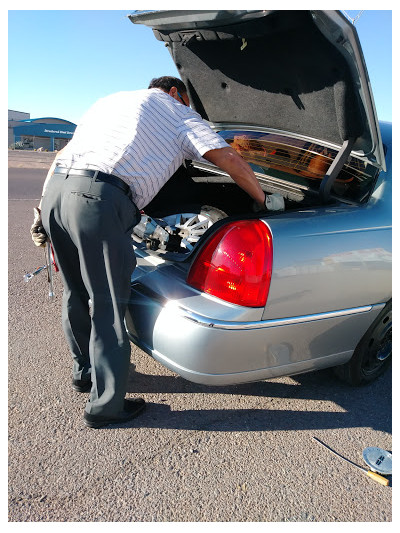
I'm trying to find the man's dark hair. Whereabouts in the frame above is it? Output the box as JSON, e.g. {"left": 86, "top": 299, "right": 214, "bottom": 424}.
{"left": 148, "top": 76, "right": 187, "bottom": 94}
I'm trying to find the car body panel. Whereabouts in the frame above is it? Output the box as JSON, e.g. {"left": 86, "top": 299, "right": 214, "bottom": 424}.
{"left": 126, "top": 284, "right": 384, "bottom": 384}
{"left": 262, "top": 203, "right": 391, "bottom": 320}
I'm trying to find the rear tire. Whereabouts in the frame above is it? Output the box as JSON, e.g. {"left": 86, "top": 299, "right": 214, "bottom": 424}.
{"left": 334, "top": 300, "right": 392, "bottom": 385}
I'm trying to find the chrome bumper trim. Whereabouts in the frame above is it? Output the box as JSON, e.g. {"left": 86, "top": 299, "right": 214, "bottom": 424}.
{"left": 167, "top": 302, "right": 385, "bottom": 331}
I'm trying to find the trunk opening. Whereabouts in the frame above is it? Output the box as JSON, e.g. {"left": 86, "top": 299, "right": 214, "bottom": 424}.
{"left": 132, "top": 162, "right": 324, "bottom": 257}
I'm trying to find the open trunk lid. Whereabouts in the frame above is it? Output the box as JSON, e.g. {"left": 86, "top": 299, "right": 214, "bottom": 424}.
{"left": 129, "top": 10, "right": 386, "bottom": 176}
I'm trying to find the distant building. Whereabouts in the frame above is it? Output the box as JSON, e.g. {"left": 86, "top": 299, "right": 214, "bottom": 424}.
{"left": 8, "top": 110, "right": 76, "bottom": 151}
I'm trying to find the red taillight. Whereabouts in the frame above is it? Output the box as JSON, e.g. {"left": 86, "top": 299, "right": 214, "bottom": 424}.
{"left": 187, "top": 220, "right": 273, "bottom": 307}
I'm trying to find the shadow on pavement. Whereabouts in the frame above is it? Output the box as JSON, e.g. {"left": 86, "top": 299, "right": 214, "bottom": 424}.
{"left": 125, "top": 365, "right": 392, "bottom": 434}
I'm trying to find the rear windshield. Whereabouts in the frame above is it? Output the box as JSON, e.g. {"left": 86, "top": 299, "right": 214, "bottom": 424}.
{"left": 218, "top": 130, "right": 379, "bottom": 203}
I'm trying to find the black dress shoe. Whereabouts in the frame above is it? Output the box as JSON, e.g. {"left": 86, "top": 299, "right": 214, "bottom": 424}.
{"left": 72, "top": 378, "right": 92, "bottom": 393}
{"left": 83, "top": 398, "right": 146, "bottom": 429}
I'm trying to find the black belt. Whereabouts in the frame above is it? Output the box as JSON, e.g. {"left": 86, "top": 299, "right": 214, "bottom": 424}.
{"left": 54, "top": 167, "right": 132, "bottom": 197}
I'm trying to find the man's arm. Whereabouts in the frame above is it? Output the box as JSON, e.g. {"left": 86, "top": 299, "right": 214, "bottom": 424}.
{"left": 203, "top": 146, "right": 265, "bottom": 206}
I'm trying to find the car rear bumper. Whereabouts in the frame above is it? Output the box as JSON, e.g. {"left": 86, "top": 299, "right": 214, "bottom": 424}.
{"left": 126, "top": 283, "right": 385, "bottom": 385}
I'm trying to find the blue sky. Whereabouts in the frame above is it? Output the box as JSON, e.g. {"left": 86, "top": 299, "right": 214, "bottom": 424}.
{"left": 8, "top": 9, "right": 392, "bottom": 125}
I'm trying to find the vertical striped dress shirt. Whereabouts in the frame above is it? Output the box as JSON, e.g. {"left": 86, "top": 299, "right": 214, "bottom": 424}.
{"left": 53, "top": 88, "right": 229, "bottom": 209}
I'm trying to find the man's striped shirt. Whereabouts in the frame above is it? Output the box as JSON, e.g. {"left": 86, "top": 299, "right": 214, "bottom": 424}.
{"left": 54, "top": 88, "right": 228, "bottom": 209}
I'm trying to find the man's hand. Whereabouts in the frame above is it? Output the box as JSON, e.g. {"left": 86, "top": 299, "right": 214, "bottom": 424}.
{"left": 30, "top": 207, "right": 48, "bottom": 247}
{"left": 253, "top": 192, "right": 285, "bottom": 213}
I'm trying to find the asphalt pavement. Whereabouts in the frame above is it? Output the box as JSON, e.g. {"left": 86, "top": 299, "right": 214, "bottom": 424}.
{"left": 8, "top": 155, "right": 392, "bottom": 523}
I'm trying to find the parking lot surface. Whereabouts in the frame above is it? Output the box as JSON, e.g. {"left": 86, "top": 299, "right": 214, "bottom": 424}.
{"left": 8, "top": 156, "right": 392, "bottom": 522}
